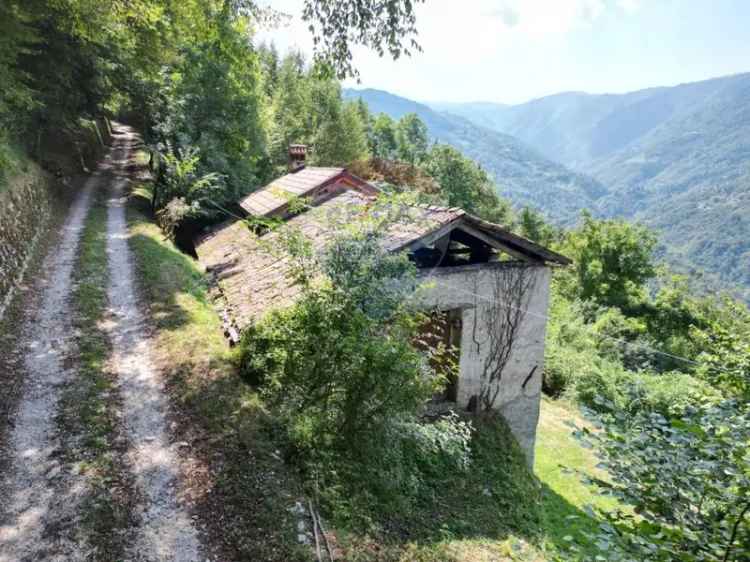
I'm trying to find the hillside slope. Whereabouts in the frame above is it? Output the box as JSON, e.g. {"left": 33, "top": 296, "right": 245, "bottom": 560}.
{"left": 428, "top": 74, "right": 750, "bottom": 296}
{"left": 431, "top": 74, "right": 749, "bottom": 170}
{"left": 592, "top": 78, "right": 750, "bottom": 293}
{"left": 344, "top": 88, "right": 606, "bottom": 221}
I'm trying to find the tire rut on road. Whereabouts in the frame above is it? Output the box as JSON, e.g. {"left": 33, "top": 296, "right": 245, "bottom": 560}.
{"left": 104, "top": 125, "right": 204, "bottom": 562}
{"left": 0, "top": 147, "right": 109, "bottom": 562}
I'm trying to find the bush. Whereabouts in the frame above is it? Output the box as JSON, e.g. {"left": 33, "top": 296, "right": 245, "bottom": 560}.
{"left": 545, "top": 326, "right": 719, "bottom": 416}
{"left": 238, "top": 217, "right": 543, "bottom": 537}
{"left": 241, "top": 285, "right": 437, "bottom": 457}
{"left": 238, "top": 221, "right": 440, "bottom": 458}
{"left": 576, "top": 397, "right": 750, "bottom": 561}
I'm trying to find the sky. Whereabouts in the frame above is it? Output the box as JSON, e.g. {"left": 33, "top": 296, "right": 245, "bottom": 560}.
{"left": 257, "top": 0, "right": 750, "bottom": 105}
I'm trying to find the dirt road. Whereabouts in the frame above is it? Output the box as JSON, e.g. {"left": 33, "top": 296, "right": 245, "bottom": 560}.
{"left": 0, "top": 125, "right": 207, "bottom": 561}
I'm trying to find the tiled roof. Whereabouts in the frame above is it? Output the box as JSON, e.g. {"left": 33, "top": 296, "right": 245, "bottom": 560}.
{"left": 239, "top": 167, "right": 349, "bottom": 216}
{"left": 196, "top": 191, "right": 467, "bottom": 330}
{"left": 197, "top": 187, "right": 570, "bottom": 334}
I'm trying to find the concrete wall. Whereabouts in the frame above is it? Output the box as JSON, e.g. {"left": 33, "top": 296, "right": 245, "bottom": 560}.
{"left": 416, "top": 261, "right": 552, "bottom": 466}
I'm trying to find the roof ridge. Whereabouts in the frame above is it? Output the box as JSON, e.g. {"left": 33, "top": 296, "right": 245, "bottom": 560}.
{"left": 411, "top": 202, "right": 466, "bottom": 214}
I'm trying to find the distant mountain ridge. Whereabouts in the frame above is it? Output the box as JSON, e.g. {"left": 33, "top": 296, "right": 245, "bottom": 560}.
{"left": 425, "top": 73, "right": 750, "bottom": 296}
{"left": 343, "top": 88, "right": 606, "bottom": 221}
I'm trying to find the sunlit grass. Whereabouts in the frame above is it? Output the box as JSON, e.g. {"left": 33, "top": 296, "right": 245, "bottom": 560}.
{"left": 535, "top": 398, "right": 620, "bottom": 559}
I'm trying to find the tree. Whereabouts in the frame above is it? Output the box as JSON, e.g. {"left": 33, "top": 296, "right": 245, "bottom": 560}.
{"left": 257, "top": 41, "right": 280, "bottom": 98}
{"left": 312, "top": 98, "right": 369, "bottom": 166}
{"left": 267, "top": 51, "right": 313, "bottom": 166}
{"left": 423, "top": 143, "right": 512, "bottom": 224}
{"left": 371, "top": 113, "right": 399, "bottom": 160}
{"left": 396, "top": 113, "right": 429, "bottom": 164}
{"left": 355, "top": 97, "right": 374, "bottom": 153}
{"left": 518, "top": 207, "right": 556, "bottom": 247}
{"left": 560, "top": 212, "right": 657, "bottom": 310}
{"left": 165, "top": 19, "right": 266, "bottom": 190}
{"left": 694, "top": 298, "right": 750, "bottom": 397}
{"left": 300, "top": 0, "right": 424, "bottom": 78}
{"left": 0, "top": 0, "right": 38, "bottom": 132}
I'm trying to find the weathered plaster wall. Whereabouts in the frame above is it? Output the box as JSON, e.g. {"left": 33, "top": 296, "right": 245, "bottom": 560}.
{"left": 0, "top": 163, "right": 53, "bottom": 320}
{"left": 417, "top": 262, "right": 552, "bottom": 466}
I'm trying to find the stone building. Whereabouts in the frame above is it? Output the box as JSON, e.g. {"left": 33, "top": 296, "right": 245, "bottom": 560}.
{"left": 195, "top": 156, "right": 569, "bottom": 465}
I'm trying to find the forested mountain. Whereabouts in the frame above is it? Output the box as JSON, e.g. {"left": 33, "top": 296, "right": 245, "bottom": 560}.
{"left": 430, "top": 74, "right": 750, "bottom": 169}
{"left": 343, "top": 88, "right": 606, "bottom": 220}
{"left": 429, "top": 74, "right": 750, "bottom": 297}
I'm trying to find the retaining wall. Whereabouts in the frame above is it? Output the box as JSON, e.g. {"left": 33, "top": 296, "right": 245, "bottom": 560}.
{"left": 0, "top": 117, "right": 112, "bottom": 320}
{"left": 0, "top": 163, "right": 53, "bottom": 319}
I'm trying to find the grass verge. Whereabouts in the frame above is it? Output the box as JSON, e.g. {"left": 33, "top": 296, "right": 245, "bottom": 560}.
{"left": 126, "top": 179, "right": 307, "bottom": 561}
{"left": 535, "top": 398, "right": 620, "bottom": 560}
{"left": 60, "top": 192, "right": 137, "bottom": 559}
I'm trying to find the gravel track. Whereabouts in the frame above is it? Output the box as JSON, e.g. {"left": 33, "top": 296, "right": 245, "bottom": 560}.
{"left": 105, "top": 126, "right": 204, "bottom": 562}
{"left": 0, "top": 126, "right": 207, "bottom": 562}
{"left": 0, "top": 149, "right": 107, "bottom": 562}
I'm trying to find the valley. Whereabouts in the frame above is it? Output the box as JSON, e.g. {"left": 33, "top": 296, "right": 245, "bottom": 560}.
{"left": 348, "top": 73, "right": 750, "bottom": 299}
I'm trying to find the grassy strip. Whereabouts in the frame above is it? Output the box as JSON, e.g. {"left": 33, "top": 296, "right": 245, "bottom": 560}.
{"left": 126, "top": 183, "right": 307, "bottom": 561}
{"left": 60, "top": 194, "right": 137, "bottom": 560}
{"left": 535, "top": 398, "right": 621, "bottom": 560}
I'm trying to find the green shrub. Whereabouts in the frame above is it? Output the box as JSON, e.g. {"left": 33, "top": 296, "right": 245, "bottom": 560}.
{"left": 576, "top": 397, "right": 750, "bottom": 561}
{"left": 565, "top": 358, "right": 719, "bottom": 416}
{"left": 238, "top": 222, "right": 441, "bottom": 456}
{"left": 238, "top": 218, "right": 544, "bottom": 538}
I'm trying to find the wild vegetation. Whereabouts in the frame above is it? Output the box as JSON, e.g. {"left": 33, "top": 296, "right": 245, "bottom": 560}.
{"left": 2, "top": 2, "right": 750, "bottom": 561}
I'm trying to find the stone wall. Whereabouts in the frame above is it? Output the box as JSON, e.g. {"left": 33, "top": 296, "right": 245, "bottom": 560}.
{"left": 0, "top": 163, "right": 53, "bottom": 320}
{"left": 0, "top": 116, "right": 112, "bottom": 320}
{"left": 417, "top": 262, "right": 552, "bottom": 466}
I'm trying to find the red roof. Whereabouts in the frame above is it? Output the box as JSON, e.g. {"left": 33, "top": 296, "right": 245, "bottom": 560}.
{"left": 238, "top": 167, "right": 378, "bottom": 217}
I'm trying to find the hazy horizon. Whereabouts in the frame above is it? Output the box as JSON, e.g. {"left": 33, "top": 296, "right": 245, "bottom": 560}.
{"left": 343, "top": 69, "right": 750, "bottom": 107}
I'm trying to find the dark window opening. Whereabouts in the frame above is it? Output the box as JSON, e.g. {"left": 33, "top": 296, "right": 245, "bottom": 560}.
{"left": 414, "top": 309, "right": 462, "bottom": 403}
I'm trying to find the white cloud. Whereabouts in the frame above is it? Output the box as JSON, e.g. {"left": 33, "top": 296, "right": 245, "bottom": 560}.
{"left": 487, "top": 0, "right": 607, "bottom": 35}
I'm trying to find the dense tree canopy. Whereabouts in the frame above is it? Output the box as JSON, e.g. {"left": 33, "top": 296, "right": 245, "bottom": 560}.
{"left": 560, "top": 212, "right": 658, "bottom": 311}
